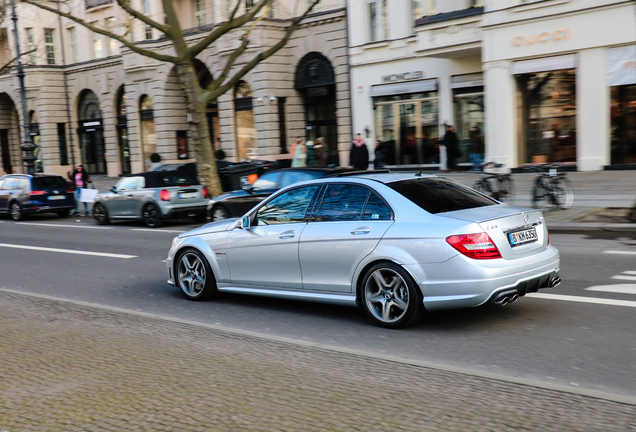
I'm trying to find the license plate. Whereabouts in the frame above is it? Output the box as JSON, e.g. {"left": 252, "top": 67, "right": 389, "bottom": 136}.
{"left": 178, "top": 192, "right": 197, "bottom": 199}
{"left": 48, "top": 195, "right": 65, "bottom": 200}
{"left": 508, "top": 227, "right": 538, "bottom": 247}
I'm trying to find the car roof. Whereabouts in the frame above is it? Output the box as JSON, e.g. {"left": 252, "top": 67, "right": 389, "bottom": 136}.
{"left": 326, "top": 171, "right": 439, "bottom": 184}
{"left": 2, "top": 173, "right": 63, "bottom": 178}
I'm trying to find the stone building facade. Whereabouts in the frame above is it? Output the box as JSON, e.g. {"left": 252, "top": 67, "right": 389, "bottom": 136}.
{"left": 0, "top": 0, "right": 350, "bottom": 177}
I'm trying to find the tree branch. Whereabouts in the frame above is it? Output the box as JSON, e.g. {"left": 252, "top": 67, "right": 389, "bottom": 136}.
{"left": 0, "top": 47, "right": 36, "bottom": 75}
{"left": 212, "top": 0, "right": 319, "bottom": 99}
{"left": 115, "top": 0, "right": 168, "bottom": 35}
{"left": 23, "top": 0, "right": 178, "bottom": 63}
{"left": 187, "top": 0, "right": 272, "bottom": 59}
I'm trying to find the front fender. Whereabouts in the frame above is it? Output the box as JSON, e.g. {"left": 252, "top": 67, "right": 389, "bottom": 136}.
{"left": 168, "top": 235, "right": 229, "bottom": 285}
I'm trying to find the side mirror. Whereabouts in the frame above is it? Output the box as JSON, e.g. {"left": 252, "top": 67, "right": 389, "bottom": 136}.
{"left": 242, "top": 215, "right": 251, "bottom": 230}
{"left": 110, "top": 186, "right": 117, "bottom": 193}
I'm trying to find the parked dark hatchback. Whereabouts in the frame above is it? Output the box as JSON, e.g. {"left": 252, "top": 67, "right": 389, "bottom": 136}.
{"left": 0, "top": 174, "right": 75, "bottom": 220}
{"left": 207, "top": 167, "right": 352, "bottom": 221}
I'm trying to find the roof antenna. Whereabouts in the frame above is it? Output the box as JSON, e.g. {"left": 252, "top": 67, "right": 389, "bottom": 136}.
{"left": 415, "top": 170, "right": 423, "bottom": 177}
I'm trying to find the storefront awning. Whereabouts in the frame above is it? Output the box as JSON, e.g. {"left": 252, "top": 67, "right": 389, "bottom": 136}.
{"left": 511, "top": 54, "right": 577, "bottom": 75}
{"left": 370, "top": 79, "right": 438, "bottom": 97}
{"left": 451, "top": 73, "right": 483, "bottom": 89}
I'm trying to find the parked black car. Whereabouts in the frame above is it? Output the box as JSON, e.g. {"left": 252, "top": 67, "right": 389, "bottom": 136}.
{"left": 207, "top": 167, "right": 352, "bottom": 221}
{"left": 0, "top": 174, "right": 75, "bottom": 220}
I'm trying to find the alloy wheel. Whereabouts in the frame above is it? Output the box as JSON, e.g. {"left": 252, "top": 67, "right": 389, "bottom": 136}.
{"left": 177, "top": 252, "right": 207, "bottom": 298}
{"left": 10, "top": 203, "right": 23, "bottom": 221}
{"left": 364, "top": 267, "right": 410, "bottom": 324}
{"left": 211, "top": 205, "right": 228, "bottom": 221}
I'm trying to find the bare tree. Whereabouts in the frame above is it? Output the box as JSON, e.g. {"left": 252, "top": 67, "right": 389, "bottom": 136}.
{"left": 24, "top": 0, "right": 320, "bottom": 195}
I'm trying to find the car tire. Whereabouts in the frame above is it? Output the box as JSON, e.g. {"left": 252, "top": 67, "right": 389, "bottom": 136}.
{"left": 93, "top": 203, "right": 110, "bottom": 225}
{"left": 175, "top": 247, "right": 218, "bottom": 301}
{"left": 10, "top": 201, "right": 25, "bottom": 221}
{"left": 210, "top": 204, "right": 229, "bottom": 221}
{"left": 142, "top": 203, "right": 163, "bottom": 228}
{"left": 57, "top": 209, "right": 71, "bottom": 218}
{"left": 360, "top": 262, "right": 423, "bottom": 329}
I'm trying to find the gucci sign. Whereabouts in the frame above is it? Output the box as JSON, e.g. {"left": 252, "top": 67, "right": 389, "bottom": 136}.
{"left": 513, "top": 29, "right": 573, "bottom": 47}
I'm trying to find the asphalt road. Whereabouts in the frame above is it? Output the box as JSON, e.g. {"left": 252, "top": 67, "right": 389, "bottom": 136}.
{"left": 1, "top": 213, "right": 635, "bottom": 400}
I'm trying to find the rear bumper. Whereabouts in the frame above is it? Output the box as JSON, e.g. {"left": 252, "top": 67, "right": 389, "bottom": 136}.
{"left": 23, "top": 204, "right": 75, "bottom": 214}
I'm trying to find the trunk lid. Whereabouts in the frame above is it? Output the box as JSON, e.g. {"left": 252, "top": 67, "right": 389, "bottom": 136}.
{"left": 440, "top": 204, "right": 547, "bottom": 260}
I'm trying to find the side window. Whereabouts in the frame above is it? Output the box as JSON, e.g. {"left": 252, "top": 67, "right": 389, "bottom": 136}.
{"left": 315, "top": 184, "right": 370, "bottom": 222}
{"left": 362, "top": 192, "right": 392, "bottom": 220}
{"left": 255, "top": 185, "right": 319, "bottom": 226}
{"left": 2, "top": 178, "right": 16, "bottom": 189}
{"left": 251, "top": 171, "right": 282, "bottom": 191}
{"left": 279, "top": 171, "right": 315, "bottom": 189}
{"left": 18, "top": 179, "right": 29, "bottom": 189}
{"left": 117, "top": 176, "right": 144, "bottom": 190}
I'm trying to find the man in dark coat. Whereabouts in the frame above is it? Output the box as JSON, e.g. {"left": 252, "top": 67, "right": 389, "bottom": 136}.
{"left": 469, "top": 125, "right": 485, "bottom": 171}
{"left": 441, "top": 125, "right": 459, "bottom": 172}
{"left": 349, "top": 133, "right": 369, "bottom": 170}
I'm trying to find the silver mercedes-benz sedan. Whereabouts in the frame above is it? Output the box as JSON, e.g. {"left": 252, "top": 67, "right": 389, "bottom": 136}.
{"left": 166, "top": 173, "right": 560, "bottom": 328}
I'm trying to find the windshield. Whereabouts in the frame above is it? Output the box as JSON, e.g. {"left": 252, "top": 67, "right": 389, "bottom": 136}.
{"left": 388, "top": 178, "right": 496, "bottom": 214}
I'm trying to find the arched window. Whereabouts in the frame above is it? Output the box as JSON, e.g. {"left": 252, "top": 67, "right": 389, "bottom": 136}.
{"left": 139, "top": 95, "right": 156, "bottom": 169}
{"left": 77, "top": 90, "right": 106, "bottom": 174}
{"left": 234, "top": 81, "right": 255, "bottom": 160}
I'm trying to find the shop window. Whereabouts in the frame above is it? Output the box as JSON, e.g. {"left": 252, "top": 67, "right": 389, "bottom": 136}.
{"left": 234, "top": 81, "right": 255, "bottom": 160}
{"left": 516, "top": 69, "right": 576, "bottom": 164}
{"left": 368, "top": 0, "right": 388, "bottom": 42}
{"left": 78, "top": 90, "right": 106, "bottom": 174}
{"left": 453, "top": 80, "right": 484, "bottom": 165}
{"left": 611, "top": 86, "right": 636, "bottom": 165}
{"left": 177, "top": 131, "right": 188, "bottom": 159}
{"left": 139, "top": 95, "right": 157, "bottom": 169}
{"left": 278, "top": 97, "right": 287, "bottom": 153}
{"left": 57, "top": 123, "right": 68, "bottom": 166}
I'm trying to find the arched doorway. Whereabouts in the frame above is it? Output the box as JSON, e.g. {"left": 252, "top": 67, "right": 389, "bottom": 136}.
{"left": 77, "top": 90, "right": 106, "bottom": 174}
{"left": 234, "top": 81, "right": 255, "bottom": 160}
{"left": 139, "top": 95, "right": 156, "bottom": 169}
{"left": 294, "top": 52, "right": 338, "bottom": 166}
{"left": 0, "top": 93, "right": 20, "bottom": 174}
{"left": 116, "top": 88, "right": 131, "bottom": 174}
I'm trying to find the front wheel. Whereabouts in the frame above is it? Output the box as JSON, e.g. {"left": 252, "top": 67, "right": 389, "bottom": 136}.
{"left": 175, "top": 248, "right": 218, "bottom": 301}
{"left": 360, "top": 263, "right": 423, "bottom": 329}
{"left": 93, "top": 203, "right": 110, "bottom": 225}
{"left": 142, "top": 203, "right": 163, "bottom": 228}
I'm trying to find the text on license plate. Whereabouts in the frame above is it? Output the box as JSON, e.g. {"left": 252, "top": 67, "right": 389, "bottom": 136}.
{"left": 48, "top": 195, "right": 65, "bottom": 200}
{"left": 508, "top": 227, "right": 538, "bottom": 246}
{"left": 178, "top": 192, "right": 197, "bottom": 199}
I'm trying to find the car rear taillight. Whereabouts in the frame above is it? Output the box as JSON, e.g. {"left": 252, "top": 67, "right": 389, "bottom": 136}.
{"left": 446, "top": 233, "right": 502, "bottom": 260}
{"left": 202, "top": 188, "right": 209, "bottom": 198}
{"left": 66, "top": 188, "right": 74, "bottom": 193}
{"left": 29, "top": 190, "right": 46, "bottom": 196}
{"left": 160, "top": 190, "right": 171, "bottom": 201}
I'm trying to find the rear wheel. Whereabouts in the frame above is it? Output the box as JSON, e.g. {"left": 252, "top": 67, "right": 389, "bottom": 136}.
{"left": 93, "top": 203, "right": 110, "bottom": 225}
{"left": 552, "top": 177, "right": 574, "bottom": 209}
{"left": 175, "top": 248, "right": 218, "bottom": 300}
{"left": 10, "top": 202, "right": 25, "bottom": 221}
{"left": 211, "top": 204, "right": 229, "bottom": 221}
{"left": 360, "top": 262, "right": 423, "bottom": 329}
{"left": 142, "top": 203, "right": 163, "bottom": 228}
{"left": 532, "top": 182, "right": 549, "bottom": 210}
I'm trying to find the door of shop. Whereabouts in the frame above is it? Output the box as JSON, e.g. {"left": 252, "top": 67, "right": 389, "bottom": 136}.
{"left": 0, "top": 129, "right": 11, "bottom": 174}
{"left": 80, "top": 127, "right": 106, "bottom": 174}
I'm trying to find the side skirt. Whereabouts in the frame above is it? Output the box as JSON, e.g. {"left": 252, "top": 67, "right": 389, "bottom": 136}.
{"left": 217, "top": 286, "right": 358, "bottom": 307}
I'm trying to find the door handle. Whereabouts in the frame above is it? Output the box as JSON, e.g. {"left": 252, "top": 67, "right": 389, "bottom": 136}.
{"left": 350, "top": 226, "right": 371, "bottom": 235}
{"left": 279, "top": 230, "right": 296, "bottom": 239}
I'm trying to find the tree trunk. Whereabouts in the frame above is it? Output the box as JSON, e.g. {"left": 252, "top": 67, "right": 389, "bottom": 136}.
{"left": 175, "top": 61, "right": 224, "bottom": 197}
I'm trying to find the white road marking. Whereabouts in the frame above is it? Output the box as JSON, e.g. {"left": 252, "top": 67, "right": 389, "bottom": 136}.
{"left": 16, "top": 222, "right": 112, "bottom": 230}
{"left": 129, "top": 228, "right": 186, "bottom": 233}
{"left": 611, "top": 275, "right": 636, "bottom": 281}
{"left": 621, "top": 271, "right": 636, "bottom": 275}
{"left": 603, "top": 250, "right": 636, "bottom": 256}
{"left": 527, "top": 293, "right": 636, "bottom": 308}
{"left": 0, "top": 243, "right": 137, "bottom": 259}
{"left": 585, "top": 284, "right": 636, "bottom": 295}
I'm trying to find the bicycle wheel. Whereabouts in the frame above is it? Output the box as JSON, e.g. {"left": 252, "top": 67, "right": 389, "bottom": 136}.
{"left": 552, "top": 177, "right": 574, "bottom": 209}
{"left": 473, "top": 179, "right": 493, "bottom": 198}
{"left": 497, "top": 176, "right": 514, "bottom": 202}
{"left": 531, "top": 180, "right": 549, "bottom": 210}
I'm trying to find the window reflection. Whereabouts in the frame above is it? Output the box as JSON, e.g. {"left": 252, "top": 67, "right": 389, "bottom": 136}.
{"left": 256, "top": 186, "right": 319, "bottom": 225}
{"left": 315, "top": 184, "right": 369, "bottom": 222}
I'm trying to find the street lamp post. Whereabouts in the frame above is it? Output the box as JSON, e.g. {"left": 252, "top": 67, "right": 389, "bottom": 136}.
{"left": 10, "top": 0, "right": 35, "bottom": 175}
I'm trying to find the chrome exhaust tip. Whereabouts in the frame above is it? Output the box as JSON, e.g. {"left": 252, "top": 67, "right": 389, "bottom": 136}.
{"left": 551, "top": 277, "right": 562, "bottom": 288}
{"left": 495, "top": 296, "right": 509, "bottom": 306}
{"left": 510, "top": 294, "right": 519, "bottom": 303}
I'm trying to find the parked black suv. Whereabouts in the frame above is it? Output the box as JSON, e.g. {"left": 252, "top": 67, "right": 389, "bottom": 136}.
{"left": 0, "top": 174, "right": 75, "bottom": 220}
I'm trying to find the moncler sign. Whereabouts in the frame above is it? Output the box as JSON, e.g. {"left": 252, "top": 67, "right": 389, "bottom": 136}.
{"left": 381, "top": 71, "right": 424, "bottom": 83}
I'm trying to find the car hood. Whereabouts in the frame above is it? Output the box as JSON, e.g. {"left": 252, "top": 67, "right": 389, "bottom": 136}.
{"left": 180, "top": 218, "right": 239, "bottom": 237}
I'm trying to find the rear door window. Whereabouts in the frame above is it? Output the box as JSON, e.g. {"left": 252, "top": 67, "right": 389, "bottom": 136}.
{"left": 388, "top": 178, "right": 496, "bottom": 214}
{"left": 362, "top": 192, "right": 392, "bottom": 221}
{"left": 315, "top": 184, "right": 370, "bottom": 222}
{"left": 32, "top": 177, "right": 69, "bottom": 189}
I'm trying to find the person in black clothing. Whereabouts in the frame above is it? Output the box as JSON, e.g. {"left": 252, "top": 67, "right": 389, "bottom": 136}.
{"left": 349, "top": 133, "right": 369, "bottom": 170}
{"left": 441, "top": 125, "right": 459, "bottom": 172}
{"left": 373, "top": 140, "right": 386, "bottom": 169}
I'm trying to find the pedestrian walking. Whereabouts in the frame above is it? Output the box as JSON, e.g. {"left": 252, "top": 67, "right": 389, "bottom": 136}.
{"left": 290, "top": 138, "right": 307, "bottom": 167}
{"left": 71, "top": 165, "right": 92, "bottom": 216}
{"left": 305, "top": 140, "right": 316, "bottom": 167}
{"left": 349, "top": 133, "right": 369, "bottom": 171}
{"left": 441, "top": 124, "right": 460, "bottom": 172}
{"left": 469, "top": 125, "right": 485, "bottom": 171}
{"left": 314, "top": 137, "right": 326, "bottom": 167}
{"left": 373, "top": 140, "right": 386, "bottom": 169}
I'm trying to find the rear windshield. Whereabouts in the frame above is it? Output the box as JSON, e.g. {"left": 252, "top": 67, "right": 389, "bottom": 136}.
{"left": 387, "top": 178, "right": 496, "bottom": 214}
{"left": 32, "top": 177, "right": 69, "bottom": 189}
{"left": 147, "top": 172, "right": 199, "bottom": 188}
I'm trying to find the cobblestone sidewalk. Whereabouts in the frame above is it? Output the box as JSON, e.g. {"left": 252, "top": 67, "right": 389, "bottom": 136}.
{"left": 1, "top": 292, "right": 634, "bottom": 432}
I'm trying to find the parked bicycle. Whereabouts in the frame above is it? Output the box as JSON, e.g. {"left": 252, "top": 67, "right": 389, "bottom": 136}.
{"left": 526, "top": 164, "right": 574, "bottom": 210}
{"left": 471, "top": 162, "right": 514, "bottom": 202}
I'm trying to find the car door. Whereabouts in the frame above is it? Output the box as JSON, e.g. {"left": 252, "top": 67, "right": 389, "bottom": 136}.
{"left": 0, "top": 177, "right": 18, "bottom": 212}
{"left": 107, "top": 176, "right": 143, "bottom": 217}
{"left": 0, "top": 177, "right": 9, "bottom": 212}
{"left": 298, "top": 184, "right": 394, "bottom": 292}
{"left": 225, "top": 185, "right": 321, "bottom": 288}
